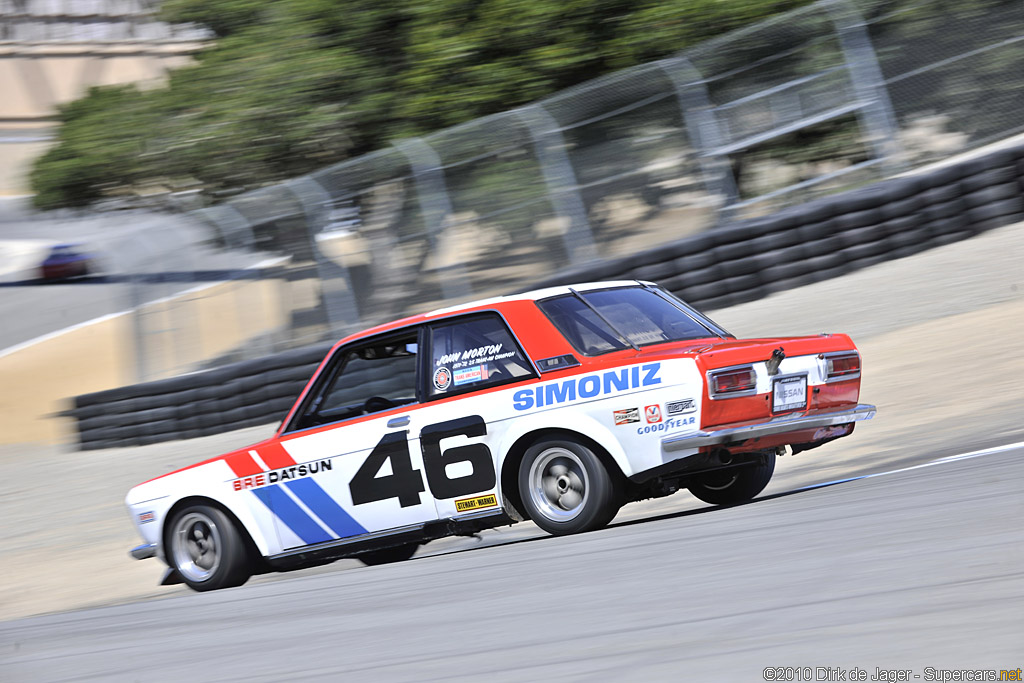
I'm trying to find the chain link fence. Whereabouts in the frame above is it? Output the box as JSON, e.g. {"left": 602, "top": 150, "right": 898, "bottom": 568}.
{"left": 127, "top": 0, "right": 1024, "bottom": 375}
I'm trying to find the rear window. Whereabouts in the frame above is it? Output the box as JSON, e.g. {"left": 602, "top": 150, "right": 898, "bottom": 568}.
{"left": 427, "top": 313, "right": 535, "bottom": 397}
{"left": 538, "top": 286, "right": 724, "bottom": 355}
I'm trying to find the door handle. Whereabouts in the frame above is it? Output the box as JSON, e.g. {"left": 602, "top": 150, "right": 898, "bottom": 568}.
{"left": 387, "top": 415, "right": 410, "bottom": 428}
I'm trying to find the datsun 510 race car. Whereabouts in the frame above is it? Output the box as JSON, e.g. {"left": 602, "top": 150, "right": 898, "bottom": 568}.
{"left": 126, "top": 281, "right": 875, "bottom": 591}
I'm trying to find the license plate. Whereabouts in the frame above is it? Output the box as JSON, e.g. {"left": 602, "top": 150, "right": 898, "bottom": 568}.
{"left": 773, "top": 375, "right": 807, "bottom": 413}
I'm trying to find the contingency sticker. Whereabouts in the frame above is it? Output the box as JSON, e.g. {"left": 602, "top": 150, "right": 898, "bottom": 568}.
{"left": 455, "top": 494, "right": 498, "bottom": 512}
{"left": 453, "top": 364, "right": 489, "bottom": 386}
{"left": 613, "top": 407, "right": 640, "bottom": 425}
{"left": 665, "top": 398, "right": 696, "bottom": 416}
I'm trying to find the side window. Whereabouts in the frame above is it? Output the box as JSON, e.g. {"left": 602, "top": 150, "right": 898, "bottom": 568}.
{"left": 428, "top": 314, "right": 535, "bottom": 398}
{"left": 289, "top": 332, "right": 419, "bottom": 431}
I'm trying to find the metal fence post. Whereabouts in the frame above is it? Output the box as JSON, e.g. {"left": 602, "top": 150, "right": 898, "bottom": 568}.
{"left": 284, "top": 176, "right": 363, "bottom": 334}
{"left": 827, "top": 0, "right": 905, "bottom": 172}
{"left": 392, "top": 137, "right": 473, "bottom": 302}
{"left": 192, "top": 204, "right": 256, "bottom": 250}
{"left": 660, "top": 56, "right": 741, "bottom": 219}
{"left": 514, "top": 104, "right": 598, "bottom": 264}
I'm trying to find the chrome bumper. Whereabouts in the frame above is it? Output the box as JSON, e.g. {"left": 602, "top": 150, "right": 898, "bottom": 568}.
{"left": 662, "top": 403, "right": 876, "bottom": 452}
{"left": 130, "top": 543, "right": 157, "bottom": 560}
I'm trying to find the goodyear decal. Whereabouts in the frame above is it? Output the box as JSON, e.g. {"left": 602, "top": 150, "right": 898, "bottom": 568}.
{"left": 636, "top": 416, "right": 695, "bottom": 435}
{"left": 513, "top": 363, "right": 662, "bottom": 411}
{"left": 455, "top": 494, "right": 498, "bottom": 513}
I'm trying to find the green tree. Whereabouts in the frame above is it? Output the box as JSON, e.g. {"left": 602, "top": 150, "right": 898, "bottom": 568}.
{"left": 32, "top": 0, "right": 812, "bottom": 208}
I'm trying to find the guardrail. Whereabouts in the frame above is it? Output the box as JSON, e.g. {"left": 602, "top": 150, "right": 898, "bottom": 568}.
{"left": 65, "top": 142, "right": 1024, "bottom": 449}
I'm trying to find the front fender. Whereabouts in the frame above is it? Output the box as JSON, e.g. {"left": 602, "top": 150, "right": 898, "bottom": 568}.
{"left": 128, "top": 461, "right": 278, "bottom": 562}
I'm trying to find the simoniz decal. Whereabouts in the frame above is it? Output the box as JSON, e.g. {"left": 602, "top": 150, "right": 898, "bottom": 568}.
{"left": 513, "top": 363, "right": 662, "bottom": 411}
{"left": 232, "top": 457, "right": 333, "bottom": 491}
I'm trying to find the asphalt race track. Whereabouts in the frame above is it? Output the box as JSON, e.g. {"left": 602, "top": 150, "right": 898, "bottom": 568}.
{"left": 2, "top": 443, "right": 1020, "bottom": 682}
{"left": 2, "top": 214, "right": 1023, "bottom": 681}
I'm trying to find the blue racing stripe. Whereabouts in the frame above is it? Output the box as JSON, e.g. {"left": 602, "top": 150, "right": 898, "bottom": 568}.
{"left": 252, "top": 486, "right": 332, "bottom": 546}
{"left": 285, "top": 478, "right": 367, "bottom": 539}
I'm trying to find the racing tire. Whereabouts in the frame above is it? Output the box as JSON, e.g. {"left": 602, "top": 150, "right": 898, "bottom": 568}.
{"left": 355, "top": 543, "right": 419, "bottom": 566}
{"left": 167, "top": 504, "right": 252, "bottom": 592}
{"left": 688, "top": 452, "right": 776, "bottom": 505}
{"left": 518, "top": 438, "right": 620, "bottom": 535}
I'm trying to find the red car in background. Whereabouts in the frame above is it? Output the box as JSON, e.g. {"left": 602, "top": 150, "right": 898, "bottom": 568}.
{"left": 39, "top": 243, "right": 94, "bottom": 281}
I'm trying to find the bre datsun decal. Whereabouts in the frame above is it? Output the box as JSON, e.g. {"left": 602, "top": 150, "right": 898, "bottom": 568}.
{"left": 232, "top": 457, "right": 333, "bottom": 491}
{"left": 513, "top": 363, "right": 662, "bottom": 411}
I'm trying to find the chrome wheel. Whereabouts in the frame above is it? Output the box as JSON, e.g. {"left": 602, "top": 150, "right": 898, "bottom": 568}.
{"left": 171, "top": 511, "right": 223, "bottom": 583}
{"left": 518, "top": 438, "right": 620, "bottom": 535}
{"left": 528, "top": 446, "right": 590, "bottom": 522}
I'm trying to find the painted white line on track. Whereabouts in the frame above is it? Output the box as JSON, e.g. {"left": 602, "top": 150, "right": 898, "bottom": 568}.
{"left": 0, "top": 256, "right": 289, "bottom": 360}
{"left": 794, "top": 440, "right": 1024, "bottom": 492}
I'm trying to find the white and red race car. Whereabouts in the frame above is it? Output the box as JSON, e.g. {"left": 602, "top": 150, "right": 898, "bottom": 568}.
{"left": 126, "top": 281, "right": 875, "bottom": 591}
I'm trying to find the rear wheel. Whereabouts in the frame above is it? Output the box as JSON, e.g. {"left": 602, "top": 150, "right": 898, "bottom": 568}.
{"left": 167, "top": 504, "right": 252, "bottom": 592}
{"left": 688, "top": 452, "right": 776, "bottom": 505}
{"left": 355, "top": 543, "right": 419, "bottom": 566}
{"left": 518, "top": 438, "right": 620, "bottom": 535}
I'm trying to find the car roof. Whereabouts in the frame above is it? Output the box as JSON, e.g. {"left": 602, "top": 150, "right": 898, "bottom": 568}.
{"left": 336, "top": 280, "right": 653, "bottom": 345}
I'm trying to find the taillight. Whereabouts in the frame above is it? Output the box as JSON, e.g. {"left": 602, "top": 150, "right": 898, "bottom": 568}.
{"left": 709, "top": 366, "right": 757, "bottom": 398}
{"left": 823, "top": 351, "right": 860, "bottom": 381}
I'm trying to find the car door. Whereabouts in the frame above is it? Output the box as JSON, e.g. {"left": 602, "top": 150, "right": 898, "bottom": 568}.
{"left": 263, "top": 329, "right": 441, "bottom": 551}
{"left": 413, "top": 312, "right": 538, "bottom": 520}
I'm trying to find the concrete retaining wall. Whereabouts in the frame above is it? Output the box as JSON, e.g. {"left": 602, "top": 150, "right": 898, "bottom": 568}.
{"left": 1, "top": 275, "right": 286, "bottom": 444}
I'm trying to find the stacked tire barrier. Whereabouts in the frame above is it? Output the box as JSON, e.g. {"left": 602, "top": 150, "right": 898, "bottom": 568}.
{"left": 67, "top": 144, "right": 1024, "bottom": 450}
{"left": 69, "top": 343, "right": 331, "bottom": 449}
{"left": 534, "top": 146, "right": 1024, "bottom": 309}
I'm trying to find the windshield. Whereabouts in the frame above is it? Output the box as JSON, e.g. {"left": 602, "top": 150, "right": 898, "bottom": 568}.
{"left": 537, "top": 286, "right": 729, "bottom": 356}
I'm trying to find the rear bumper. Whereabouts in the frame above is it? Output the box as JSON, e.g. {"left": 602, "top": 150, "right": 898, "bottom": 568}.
{"left": 662, "top": 403, "right": 876, "bottom": 453}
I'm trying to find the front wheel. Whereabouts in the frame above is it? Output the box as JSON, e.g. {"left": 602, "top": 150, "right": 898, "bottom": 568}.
{"left": 167, "top": 504, "right": 252, "bottom": 591}
{"left": 518, "top": 438, "right": 620, "bottom": 535}
{"left": 688, "top": 452, "right": 776, "bottom": 505}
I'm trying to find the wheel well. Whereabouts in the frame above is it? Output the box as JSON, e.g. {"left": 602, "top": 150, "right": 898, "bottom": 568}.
{"left": 162, "top": 496, "right": 267, "bottom": 572}
{"left": 500, "top": 428, "right": 627, "bottom": 521}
